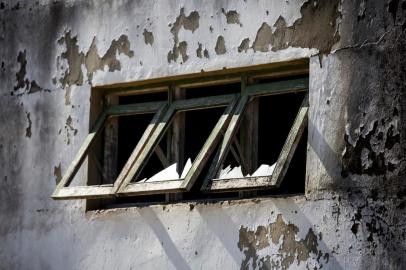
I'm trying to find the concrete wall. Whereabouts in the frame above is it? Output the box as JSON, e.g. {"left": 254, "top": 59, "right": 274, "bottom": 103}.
{"left": 0, "top": 0, "right": 405, "bottom": 269}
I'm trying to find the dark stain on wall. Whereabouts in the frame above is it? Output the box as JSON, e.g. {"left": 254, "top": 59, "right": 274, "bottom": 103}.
{"left": 221, "top": 8, "right": 242, "bottom": 26}
{"left": 167, "top": 8, "right": 199, "bottom": 63}
{"left": 14, "top": 50, "right": 28, "bottom": 91}
{"left": 252, "top": 0, "right": 341, "bottom": 54}
{"left": 12, "top": 50, "right": 50, "bottom": 96}
{"left": 215, "top": 35, "right": 226, "bottom": 55}
{"left": 64, "top": 115, "right": 78, "bottom": 145}
{"left": 238, "top": 214, "right": 328, "bottom": 270}
{"left": 25, "top": 112, "right": 31, "bottom": 138}
{"left": 196, "top": 42, "right": 209, "bottom": 59}
{"left": 341, "top": 115, "right": 400, "bottom": 177}
{"left": 54, "top": 163, "right": 62, "bottom": 184}
{"left": 58, "top": 32, "right": 134, "bottom": 86}
{"left": 143, "top": 29, "right": 154, "bottom": 45}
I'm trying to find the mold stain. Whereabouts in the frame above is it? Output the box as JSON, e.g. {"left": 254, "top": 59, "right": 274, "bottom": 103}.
{"left": 58, "top": 31, "right": 134, "bottom": 87}
{"left": 238, "top": 214, "right": 328, "bottom": 270}
{"left": 252, "top": 0, "right": 341, "bottom": 54}
{"left": 143, "top": 29, "right": 154, "bottom": 46}
{"left": 215, "top": 35, "right": 226, "bottom": 55}
{"left": 167, "top": 8, "right": 200, "bottom": 63}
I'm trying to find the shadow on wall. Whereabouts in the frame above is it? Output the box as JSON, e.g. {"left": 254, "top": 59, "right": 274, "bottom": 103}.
{"left": 138, "top": 208, "right": 192, "bottom": 270}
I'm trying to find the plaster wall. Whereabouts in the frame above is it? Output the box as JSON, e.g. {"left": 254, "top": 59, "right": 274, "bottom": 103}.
{"left": 0, "top": 0, "right": 405, "bottom": 269}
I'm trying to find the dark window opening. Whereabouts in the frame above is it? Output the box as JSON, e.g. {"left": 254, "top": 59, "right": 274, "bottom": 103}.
{"left": 93, "top": 81, "right": 307, "bottom": 208}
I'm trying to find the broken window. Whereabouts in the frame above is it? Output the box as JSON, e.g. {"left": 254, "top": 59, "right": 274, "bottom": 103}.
{"left": 52, "top": 61, "right": 309, "bottom": 204}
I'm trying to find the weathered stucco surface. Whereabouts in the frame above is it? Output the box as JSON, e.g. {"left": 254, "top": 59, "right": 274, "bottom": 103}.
{"left": 0, "top": 0, "right": 405, "bottom": 269}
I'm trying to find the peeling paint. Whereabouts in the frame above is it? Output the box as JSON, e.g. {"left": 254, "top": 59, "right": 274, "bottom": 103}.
{"left": 143, "top": 29, "right": 154, "bottom": 45}
{"left": 58, "top": 32, "right": 134, "bottom": 86}
{"left": 215, "top": 35, "right": 226, "bottom": 55}
{"left": 196, "top": 42, "right": 209, "bottom": 59}
{"left": 238, "top": 38, "right": 250, "bottom": 53}
{"left": 221, "top": 8, "right": 242, "bottom": 26}
{"left": 252, "top": 0, "right": 341, "bottom": 54}
{"left": 167, "top": 8, "right": 199, "bottom": 63}
{"left": 342, "top": 116, "right": 400, "bottom": 177}
{"left": 238, "top": 214, "right": 328, "bottom": 270}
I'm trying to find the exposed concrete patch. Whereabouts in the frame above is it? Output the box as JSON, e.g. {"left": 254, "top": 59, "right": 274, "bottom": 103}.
{"left": 221, "top": 8, "right": 242, "bottom": 26}
{"left": 143, "top": 29, "right": 154, "bottom": 45}
{"left": 215, "top": 35, "right": 226, "bottom": 55}
{"left": 58, "top": 31, "right": 134, "bottom": 86}
{"left": 84, "top": 35, "right": 134, "bottom": 81}
{"left": 238, "top": 38, "right": 250, "bottom": 53}
{"left": 252, "top": 0, "right": 341, "bottom": 54}
{"left": 54, "top": 163, "right": 62, "bottom": 184}
{"left": 167, "top": 8, "right": 199, "bottom": 63}
{"left": 238, "top": 214, "right": 328, "bottom": 270}
{"left": 25, "top": 112, "right": 31, "bottom": 138}
{"left": 58, "top": 32, "right": 85, "bottom": 88}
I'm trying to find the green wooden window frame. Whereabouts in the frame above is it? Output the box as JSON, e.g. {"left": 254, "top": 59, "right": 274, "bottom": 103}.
{"left": 52, "top": 62, "right": 309, "bottom": 200}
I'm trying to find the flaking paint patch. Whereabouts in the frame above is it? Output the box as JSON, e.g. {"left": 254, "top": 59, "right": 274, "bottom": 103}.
{"left": 238, "top": 38, "right": 250, "bottom": 53}
{"left": 215, "top": 35, "right": 226, "bottom": 55}
{"left": 341, "top": 115, "right": 400, "bottom": 177}
{"left": 58, "top": 32, "right": 134, "bottom": 86}
{"left": 167, "top": 8, "right": 199, "bottom": 63}
{"left": 196, "top": 42, "right": 209, "bottom": 58}
{"left": 143, "top": 29, "right": 154, "bottom": 46}
{"left": 252, "top": 0, "right": 341, "bottom": 54}
{"left": 221, "top": 8, "right": 242, "bottom": 26}
{"left": 238, "top": 214, "right": 328, "bottom": 270}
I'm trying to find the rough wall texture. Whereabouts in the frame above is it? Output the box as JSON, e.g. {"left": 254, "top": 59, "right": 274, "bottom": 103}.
{"left": 0, "top": 0, "right": 405, "bottom": 269}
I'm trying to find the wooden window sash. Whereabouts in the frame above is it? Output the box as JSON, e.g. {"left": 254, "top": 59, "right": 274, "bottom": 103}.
{"left": 52, "top": 101, "right": 168, "bottom": 200}
{"left": 116, "top": 94, "right": 239, "bottom": 196}
{"left": 202, "top": 77, "right": 308, "bottom": 192}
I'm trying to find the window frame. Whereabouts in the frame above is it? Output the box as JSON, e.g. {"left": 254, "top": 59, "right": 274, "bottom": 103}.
{"left": 201, "top": 78, "right": 309, "bottom": 192}
{"left": 52, "top": 101, "right": 168, "bottom": 199}
{"left": 51, "top": 59, "right": 310, "bottom": 201}
{"left": 115, "top": 94, "right": 239, "bottom": 196}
